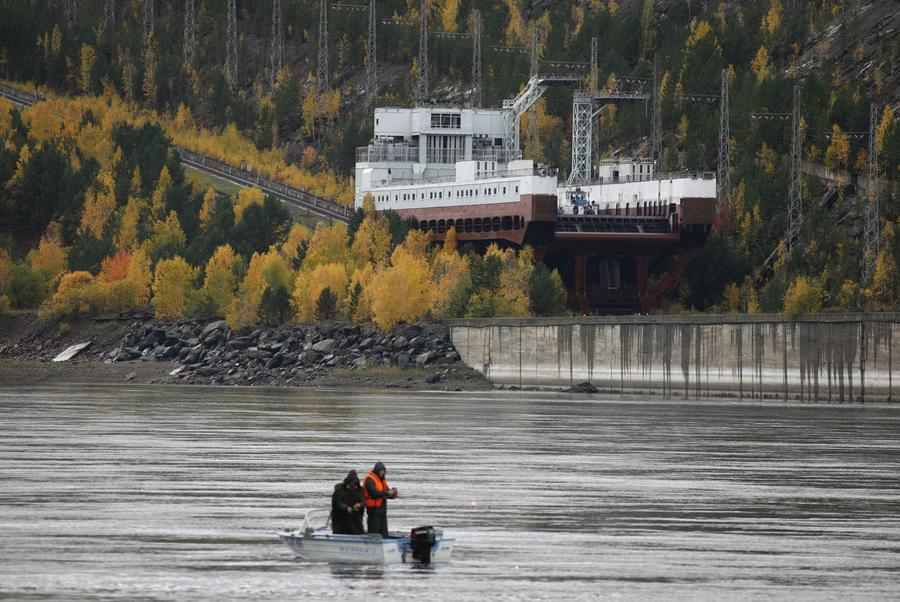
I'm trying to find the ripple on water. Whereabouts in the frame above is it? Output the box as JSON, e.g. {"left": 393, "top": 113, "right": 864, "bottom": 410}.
{"left": 1, "top": 385, "right": 899, "bottom": 600}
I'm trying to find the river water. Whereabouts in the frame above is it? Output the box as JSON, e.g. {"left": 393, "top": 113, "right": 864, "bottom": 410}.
{"left": 1, "top": 386, "right": 898, "bottom": 600}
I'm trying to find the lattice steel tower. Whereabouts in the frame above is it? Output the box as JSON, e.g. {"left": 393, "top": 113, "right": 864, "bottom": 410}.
{"left": 143, "top": 0, "right": 154, "bottom": 45}
{"left": 471, "top": 9, "right": 481, "bottom": 108}
{"left": 183, "top": 0, "right": 195, "bottom": 70}
{"left": 226, "top": 0, "right": 237, "bottom": 87}
{"left": 66, "top": 0, "right": 77, "bottom": 28}
{"left": 526, "top": 24, "right": 539, "bottom": 151}
{"left": 105, "top": 0, "right": 114, "bottom": 29}
{"left": 590, "top": 36, "right": 598, "bottom": 92}
{"left": 365, "top": 0, "right": 377, "bottom": 109}
{"left": 416, "top": 0, "right": 428, "bottom": 105}
{"left": 569, "top": 93, "right": 593, "bottom": 185}
{"left": 650, "top": 57, "right": 662, "bottom": 168}
{"left": 787, "top": 85, "right": 803, "bottom": 254}
{"left": 862, "top": 103, "right": 880, "bottom": 285}
{"left": 717, "top": 69, "right": 731, "bottom": 217}
{"left": 317, "top": 0, "right": 328, "bottom": 95}
{"left": 270, "top": 0, "right": 283, "bottom": 92}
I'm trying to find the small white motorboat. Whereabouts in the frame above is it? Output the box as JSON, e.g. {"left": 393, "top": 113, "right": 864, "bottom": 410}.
{"left": 278, "top": 509, "right": 454, "bottom": 564}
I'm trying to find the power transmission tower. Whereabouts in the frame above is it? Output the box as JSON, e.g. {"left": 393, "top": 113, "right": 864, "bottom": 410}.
{"left": 270, "top": 0, "right": 283, "bottom": 92}
{"left": 651, "top": 56, "right": 662, "bottom": 169}
{"left": 590, "top": 36, "right": 599, "bottom": 163}
{"left": 471, "top": 9, "right": 481, "bottom": 108}
{"left": 365, "top": 0, "right": 377, "bottom": 109}
{"left": 416, "top": 0, "right": 428, "bottom": 105}
{"left": 787, "top": 85, "right": 803, "bottom": 255}
{"left": 105, "top": 0, "right": 114, "bottom": 29}
{"left": 67, "top": 0, "right": 77, "bottom": 28}
{"left": 717, "top": 68, "right": 731, "bottom": 218}
{"left": 226, "top": 0, "right": 237, "bottom": 88}
{"left": 526, "top": 24, "right": 539, "bottom": 151}
{"left": 317, "top": 0, "right": 328, "bottom": 96}
{"left": 569, "top": 93, "right": 593, "bottom": 184}
{"left": 530, "top": 24, "right": 538, "bottom": 79}
{"left": 183, "top": 0, "right": 195, "bottom": 70}
{"left": 143, "top": 0, "right": 154, "bottom": 46}
{"left": 862, "top": 102, "right": 880, "bottom": 285}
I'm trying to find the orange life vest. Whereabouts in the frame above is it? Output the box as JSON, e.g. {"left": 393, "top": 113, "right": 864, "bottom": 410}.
{"left": 363, "top": 471, "right": 388, "bottom": 509}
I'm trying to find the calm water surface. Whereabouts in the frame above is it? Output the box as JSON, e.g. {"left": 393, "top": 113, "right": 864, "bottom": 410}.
{"left": 1, "top": 385, "right": 899, "bottom": 600}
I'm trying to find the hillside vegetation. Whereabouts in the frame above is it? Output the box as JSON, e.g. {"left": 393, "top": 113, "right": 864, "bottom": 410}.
{"left": 0, "top": 0, "right": 898, "bottom": 313}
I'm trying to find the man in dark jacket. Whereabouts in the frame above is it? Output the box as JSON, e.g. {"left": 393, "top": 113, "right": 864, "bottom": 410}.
{"left": 363, "top": 461, "right": 397, "bottom": 538}
{"left": 331, "top": 470, "right": 365, "bottom": 535}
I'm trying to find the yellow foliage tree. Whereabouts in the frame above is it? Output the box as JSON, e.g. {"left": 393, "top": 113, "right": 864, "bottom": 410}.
{"left": 783, "top": 275, "right": 825, "bottom": 318}
{"left": 751, "top": 45, "right": 771, "bottom": 83}
{"left": 281, "top": 223, "right": 313, "bottom": 265}
{"left": 79, "top": 178, "right": 116, "bottom": 239}
{"left": 39, "top": 271, "right": 97, "bottom": 320}
{"left": 233, "top": 186, "right": 265, "bottom": 223}
{"left": 116, "top": 196, "right": 147, "bottom": 251}
{"left": 150, "top": 165, "right": 172, "bottom": 219}
{"left": 866, "top": 250, "right": 897, "bottom": 308}
{"left": 28, "top": 227, "right": 67, "bottom": 277}
{"left": 824, "top": 124, "right": 850, "bottom": 171}
{"left": 875, "top": 105, "right": 894, "bottom": 153}
{"left": 503, "top": 0, "right": 526, "bottom": 45}
{"left": 202, "top": 244, "right": 240, "bottom": 317}
{"left": 303, "top": 222, "right": 351, "bottom": 270}
{"left": 151, "top": 256, "right": 197, "bottom": 319}
{"left": 198, "top": 187, "right": 217, "bottom": 229}
{"left": 79, "top": 43, "right": 96, "bottom": 93}
{"left": 227, "top": 251, "right": 268, "bottom": 329}
{"left": 440, "top": 0, "right": 460, "bottom": 33}
{"left": 142, "top": 37, "right": 158, "bottom": 106}
{"left": 366, "top": 231, "right": 435, "bottom": 330}
{"left": 293, "top": 262, "right": 349, "bottom": 322}
{"left": 143, "top": 211, "right": 186, "bottom": 262}
{"left": 762, "top": 0, "right": 782, "bottom": 37}
{"left": 351, "top": 216, "right": 392, "bottom": 267}
{"left": 431, "top": 228, "right": 470, "bottom": 319}
{"left": 723, "top": 283, "right": 741, "bottom": 312}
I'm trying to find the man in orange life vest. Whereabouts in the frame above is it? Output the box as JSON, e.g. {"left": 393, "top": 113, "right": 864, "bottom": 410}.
{"left": 363, "top": 461, "right": 397, "bottom": 538}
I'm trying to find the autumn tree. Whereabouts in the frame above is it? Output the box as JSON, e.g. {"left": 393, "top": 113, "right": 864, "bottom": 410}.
{"left": 233, "top": 187, "right": 265, "bottom": 223}
{"left": 783, "top": 275, "right": 825, "bottom": 318}
{"left": 151, "top": 256, "right": 197, "bottom": 319}
{"left": 366, "top": 230, "right": 435, "bottom": 330}
{"left": 201, "top": 244, "right": 240, "bottom": 317}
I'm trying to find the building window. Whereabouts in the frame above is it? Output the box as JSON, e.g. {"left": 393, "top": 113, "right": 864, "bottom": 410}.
{"left": 430, "top": 113, "right": 461, "bottom": 129}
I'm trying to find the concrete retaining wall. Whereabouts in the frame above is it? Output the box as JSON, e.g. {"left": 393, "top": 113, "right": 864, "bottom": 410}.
{"left": 449, "top": 314, "right": 898, "bottom": 402}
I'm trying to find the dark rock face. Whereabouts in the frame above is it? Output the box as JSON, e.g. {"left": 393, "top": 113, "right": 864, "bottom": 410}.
{"left": 102, "top": 319, "right": 462, "bottom": 388}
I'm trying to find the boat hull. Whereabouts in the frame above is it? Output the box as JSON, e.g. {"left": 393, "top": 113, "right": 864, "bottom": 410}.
{"left": 278, "top": 532, "right": 455, "bottom": 564}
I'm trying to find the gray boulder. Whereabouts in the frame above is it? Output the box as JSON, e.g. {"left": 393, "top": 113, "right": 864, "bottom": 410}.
{"left": 312, "top": 338, "right": 336, "bottom": 353}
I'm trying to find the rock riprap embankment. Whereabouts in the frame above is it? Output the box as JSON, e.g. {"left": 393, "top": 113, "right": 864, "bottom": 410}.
{"left": 106, "top": 320, "right": 462, "bottom": 386}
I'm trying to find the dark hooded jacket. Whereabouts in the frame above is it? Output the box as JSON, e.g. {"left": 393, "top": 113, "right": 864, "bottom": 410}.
{"left": 331, "top": 470, "right": 365, "bottom": 535}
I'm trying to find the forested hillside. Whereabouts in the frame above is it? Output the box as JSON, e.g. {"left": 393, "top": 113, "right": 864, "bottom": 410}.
{"left": 0, "top": 0, "right": 898, "bottom": 314}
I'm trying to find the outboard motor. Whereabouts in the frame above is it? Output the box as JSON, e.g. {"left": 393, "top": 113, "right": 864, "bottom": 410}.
{"left": 409, "top": 526, "right": 436, "bottom": 563}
